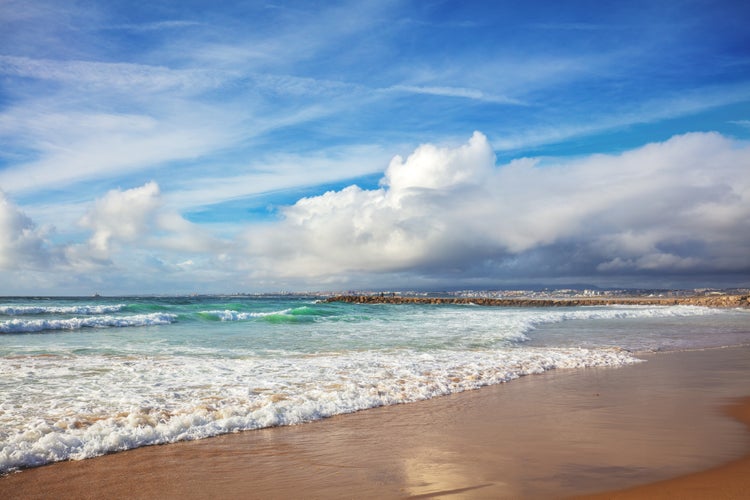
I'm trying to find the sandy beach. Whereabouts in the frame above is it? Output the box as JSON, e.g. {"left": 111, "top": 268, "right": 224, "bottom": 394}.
{"left": 2, "top": 345, "right": 749, "bottom": 499}
{"left": 577, "top": 396, "right": 750, "bottom": 499}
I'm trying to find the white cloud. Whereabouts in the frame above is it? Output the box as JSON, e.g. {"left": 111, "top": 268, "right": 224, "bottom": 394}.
{"left": 250, "top": 73, "right": 362, "bottom": 97}
{"left": 0, "top": 191, "right": 56, "bottom": 270}
{"left": 0, "top": 104, "right": 242, "bottom": 194}
{"left": 387, "top": 85, "right": 524, "bottom": 105}
{"left": 165, "top": 144, "right": 393, "bottom": 212}
{"left": 491, "top": 84, "right": 750, "bottom": 152}
{"left": 0, "top": 180, "right": 229, "bottom": 293}
{"left": 0, "top": 57, "right": 367, "bottom": 199}
{"left": 0, "top": 55, "right": 224, "bottom": 93}
{"left": 185, "top": 0, "right": 396, "bottom": 70}
{"left": 80, "top": 181, "right": 162, "bottom": 257}
{"left": 383, "top": 131, "right": 495, "bottom": 192}
{"left": 80, "top": 181, "right": 226, "bottom": 259}
{"left": 245, "top": 132, "right": 497, "bottom": 277}
{"left": 243, "top": 131, "right": 750, "bottom": 283}
{"left": 2, "top": 131, "right": 748, "bottom": 293}
{"left": 110, "top": 20, "right": 202, "bottom": 32}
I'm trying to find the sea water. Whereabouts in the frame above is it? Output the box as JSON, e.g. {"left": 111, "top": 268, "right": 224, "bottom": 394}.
{"left": 1, "top": 295, "right": 748, "bottom": 473}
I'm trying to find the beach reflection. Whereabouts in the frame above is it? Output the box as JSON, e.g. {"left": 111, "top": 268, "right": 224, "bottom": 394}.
{"left": 402, "top": 447, "right": 501, "bottom": 498}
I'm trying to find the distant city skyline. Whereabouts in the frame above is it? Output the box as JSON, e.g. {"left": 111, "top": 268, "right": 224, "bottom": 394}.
{"left": 1, "top": 1, "right": 749, "bottom": 294}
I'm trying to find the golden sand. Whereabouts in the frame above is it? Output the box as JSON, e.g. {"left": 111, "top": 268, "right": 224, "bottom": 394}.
{"left": 576, "top": 397, "right": 750, "bottom": 499}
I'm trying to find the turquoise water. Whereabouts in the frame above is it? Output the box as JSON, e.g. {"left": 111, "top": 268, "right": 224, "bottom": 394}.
{"left": 1, "top": 295, "right": 748, "bottom": 473}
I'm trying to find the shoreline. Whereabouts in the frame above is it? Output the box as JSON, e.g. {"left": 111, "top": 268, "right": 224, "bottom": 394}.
{"left": 2, "top": 345, "right": 750, "bottom": 498}
{"left": 325, "top": 293, "right": 750, "bottom": 308}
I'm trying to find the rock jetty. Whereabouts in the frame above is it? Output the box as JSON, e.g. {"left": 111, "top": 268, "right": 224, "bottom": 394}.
{"left": 325, "top": 294, "right": 750, "bottom": 308}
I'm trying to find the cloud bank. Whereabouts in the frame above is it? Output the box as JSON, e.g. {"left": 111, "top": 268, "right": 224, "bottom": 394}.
{"left": 244, "top": 131, "right": 750, "bottom": 287}
{"left": 1, "top": 131, "right": 748, "bottom": 293}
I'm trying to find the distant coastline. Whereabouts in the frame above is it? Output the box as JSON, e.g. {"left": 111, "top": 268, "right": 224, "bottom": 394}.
{"left": 326, "top": 294, "right": 750, "bottom": 308}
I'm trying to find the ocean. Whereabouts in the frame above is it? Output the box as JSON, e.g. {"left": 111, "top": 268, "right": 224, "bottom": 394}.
{"left": 1, "top": 295, "right": 748, "bottom": 474}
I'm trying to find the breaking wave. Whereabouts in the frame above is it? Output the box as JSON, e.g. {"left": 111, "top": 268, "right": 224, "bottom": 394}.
{"left": 0, "top": 304, "right": 127, "bottom": 316}
{"left": 0, "top": 313, "right": 177, "bottom": 334}
{"left": 199, "top": 305, "right": 330, "bottom": 323}
{"left": 0, "top": 346, "right": 638, "bottom": 473}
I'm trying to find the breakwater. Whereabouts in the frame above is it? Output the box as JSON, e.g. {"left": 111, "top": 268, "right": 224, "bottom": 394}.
{"left": 325, "top": 294, "right": 750, "bottom": 308}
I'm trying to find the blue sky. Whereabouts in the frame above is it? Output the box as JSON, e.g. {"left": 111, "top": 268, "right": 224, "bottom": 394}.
{"left": 1, "top": 0, "right": 749, "bottom": 294}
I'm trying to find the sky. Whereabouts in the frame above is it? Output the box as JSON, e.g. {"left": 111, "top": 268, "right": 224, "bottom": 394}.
{"left": 1, "top": 0, "right": 749, "bottom": 295}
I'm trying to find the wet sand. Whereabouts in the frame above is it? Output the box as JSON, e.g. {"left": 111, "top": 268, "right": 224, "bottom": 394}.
{"left": 2, "top": 346, "right": 749, "bottom": 499}
{"left": 577, "top": 396, "right": 750, "bottom": 499}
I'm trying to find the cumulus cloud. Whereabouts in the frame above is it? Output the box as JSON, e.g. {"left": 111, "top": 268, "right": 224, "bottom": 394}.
{"left": 246, "top": 132, "right": 495, "bottom": 277}
{"left": 0, "top": 180, "right": 231, "bottom": 294}
{"left": 80, "top": 181, "right": 162, "bottom": 258}
{"left": 80, "top": 181, "right": 225, "bottom": 260}
{"left": 0, "top": 191, "right": 56, "bottom": 269}
{"left": 244, "top": 131, "right": 750, "bottom": 285}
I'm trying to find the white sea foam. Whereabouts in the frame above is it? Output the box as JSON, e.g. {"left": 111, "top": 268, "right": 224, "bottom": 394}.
{"left": 519, "top": 304, "right": 718, "bottom": 332}
{"left": 0, "top": 346, "right": 639, "bottom": 473}
{"left": 391, "top": 304, "right": 721, "bottom": 349}
{"left": 0, "top": 304, "right": 127, "bottom": 316}
{"left": 201, "top": 309, "right": 293, "bottom": 321}
{"left": 0, "top": 313, "right": 176, "bottom": 334}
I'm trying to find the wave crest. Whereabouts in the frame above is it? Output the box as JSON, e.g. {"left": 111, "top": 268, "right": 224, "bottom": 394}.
{"left": 0, "top": 313, "right": 177, "bottom": 334}
{"left": 199, "top": 306, "right": 327, "bottom": 323}
{"left": 0, "top": 304, "right": 127, "bottom": 316}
